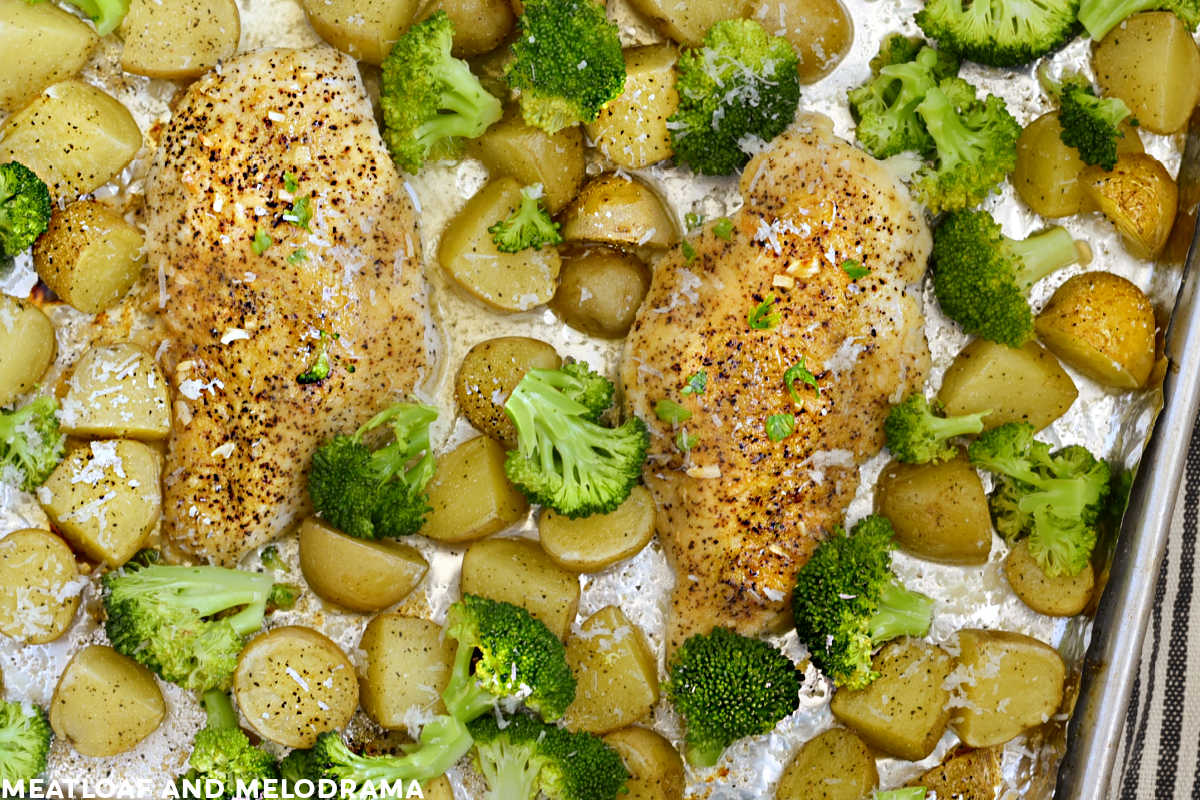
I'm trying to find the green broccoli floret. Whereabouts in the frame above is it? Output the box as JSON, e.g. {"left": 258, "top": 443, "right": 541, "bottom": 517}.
{"left": 488, "top": 185, "right": 563, "bottom": 253}
{"left": 884, "top": 393, "right": 988, "bottom": 464}
{"left": 875, "top": 790, "right": 928, "bottom": 800}
{"left": 102, "top": 563, "right": 285, "bottom": 691}
{"left": 0, "top": 396, "right": 65, "bottom": 491}
{"left": 442, "top": 594, "right": 576, "bottom": 723}
{"left": 969, "top": 423, "right": 1111, "bottom": 577}
{"left": 664, "top": 627, "right": 800, "bottom": 767}
{"left": 267, "top": 583, "right": 300, "bottom": 611}
{"left": 0, "top": 162, "right": 51, "bottom": 258}
{"left": 0, "top": 700, "right": 51, "bottom": 792}
{"left": 848, "top": 38, "right": 959, "bottom": 159}
{"left": 381, "top": 11, "right": 503, "bottom": 173}
{"left": 1042, "top": 71, "right": 1134, "bottom": 170}
{"left": 504, "top": 0, "right": 625, "bottom": 134}
{"left": 931, "top": 208, "right": 1080, "bottom": 346}
{"left": 910, "top": 79, "right": 1020, "bottom": 212}
{"left": 177, "top": 691, "right": 277, "bottom": 798}
{"left": 1078, "top": 0, "right": 1199, "bottom": 40}
{"left": 503, "top": 363, "right": 647, "bottom": 518}
{"left": 667, "top": 19, "right": 801, "bottom": 176}
{"left": 468, "top": 713, "right": 629, "bottom": 800}
{"left": 307, "top": 402, "right": 438, "bottom": 540}
{"left": 915, "top": 0, "right": 1079, "bottom": 66}
{"left": 792, "top": 515, "right": 935, "bottom": 690}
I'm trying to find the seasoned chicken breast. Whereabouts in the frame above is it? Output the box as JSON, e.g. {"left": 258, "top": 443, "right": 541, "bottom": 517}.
{"left": 143, "top": 47, "right": 429, "bottom": 566}
{"left": 622, "top": 117, "right": 930, "bottom": 650}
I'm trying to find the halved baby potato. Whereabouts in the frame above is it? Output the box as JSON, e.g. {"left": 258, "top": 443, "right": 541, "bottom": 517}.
{"left": 0, "top": 529, "right": 82, "bottom": 644}
{"left": 0, "top": 0, "right": 98, "bottom": 112}
{"left": 560, "top": 174, "right": 679, "bottom": 250}
{"left": 421, "top": 0, "right": 514, "bottom": 56}
{"left": 938, "top": 339, "right": 1077, "bottom": 431}
{"left": 0, "top": 295, "right": 56, "bottom": 407}
{"left": 603, "top": 727, "right": 685, "bottom": 800}
{"left": 550, "top": 245, "right": 651, "bottom": 339}
{"left": 455, "top": 336, "right": 561, "bottom": 446}
{"left": 875, "top": 454, "right": 992, "bottom": 565}
{"left": 467, "top": 107, "right": 586, "bottom": 214}
{"left": 750, "top": 0, "right": 853, "bottom": 82}
{"left": 538, "top": 485, "right": 655, "bottom": 572}
{"left": 776, "top": 727, "right": 878, "bottom": 800}
{"left": 50, "top": 645, "right": 165, "bottom": 757}
{"left": 585, "top": 44, "right": 679, "bottom": 170}
{"left": 119, "top": 0, "right": 240, "bottom": 79}
{"left": 1094, "top": 11, "right": 1200, "bottom": 135}
{"left": 359, "top": 614, "right": 456, "bottom": 730}
{"left": 34, "top": 200, "right": 145, "bottom": 313}
{"left": 913, "top": 746, "right": 1004, "bottom": 799}
{"left": 420, "top": 436, "right": 529, "bottom": 543}
{"left": 300, "top": 0, "right": 423, "bottom": 65}
{"left": 1004, "top": 539, "right": 1094, "bottom": 617}
{"left": 59, "top": 342, "right": 170, "bottom": 440}
{"left": 298, "top": 516, "right": 428, "bottom": 612}
{"left": 1081, "top": 153, "right": 1178, "bottom": 260}
{"left": 625, "top": 0, "right": 750, "bottom": 45}
{"left": 460, "top": 537, "right": 580, "bottom": 639}
{"left": 564, "top": 606, "right": 659, "bottom": 733}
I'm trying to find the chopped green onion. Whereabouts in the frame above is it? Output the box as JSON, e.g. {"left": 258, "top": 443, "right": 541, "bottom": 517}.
{"left": 655, "top": 399, "right": 692, "bottom": 425}
{"left": 765, "top": 413, "right": 795, "bottom": 442}
{"left": 287, "top": 249, "right": 308, "bottom": 264}
{"left": 682, "top": 370, "right": 707, "bottom": 395}
{"left": 748, "top": 294, "right": 780, "bottom": 330}
{"left": 685, "top": 212, "right": 703, "bottom": 230}
{"left": 841, "top": 259, "right": 869, "bottom": 279}
{"left": 286, "top": 196, "right": 313, "bottom": 231}
{"left": 712, "top": 217, "right": 734, "bottom": 240}
{"left": 784, "top": 358, "right": 821, "bottom": 400}
{"left": 283, "top": 172, "right": 299, "bottom": 193}
{"left": 252, "top": 228, "right": 272, "bottom": 255}
{"left": 681, "top": 240, "right": 698, "bottom": 264}
{"left": 675, "top": 430, "right": 699, "bottom": 451}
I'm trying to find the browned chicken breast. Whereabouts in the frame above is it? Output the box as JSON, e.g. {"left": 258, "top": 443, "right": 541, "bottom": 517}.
{"left": 622, "top": 117, "right": 931, "bottom": 650}
{"left": 143, "top": 47, "right": 429, "bottom": 566}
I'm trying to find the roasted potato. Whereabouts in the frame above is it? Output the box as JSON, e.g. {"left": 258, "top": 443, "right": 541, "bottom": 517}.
{"left": 538, "top": 485, "right": 655, "bottom": 572}
{"left": 560, "top": 174, "right": 679, "bottom": 250}
{"left": 0, "top": 0, "right": 98, "bottom": 112}
{"left": 947, "top": 629, "right": 1067, "bottom": 748}
{"left": 564, "top": 606, "right": 659, "bottom": 733}
{"left": 604, "top": 727, "right": 685, "bottom": 800}
{"left": 50, "top": 645, "right": 165, "bottom": 757}
{"left": 39, "top": 439, "right": 162, "bottom": 567}
{"left": 585, "top": 45, "right": 678, "bottom": 169}
{"left": 0, "top": 529, "right": 81, "bottom": 644}
{"left": 460, "top": 537, "right": 580, "bottom": 639}
{"left": 422, "top": 0, "right": 514, "bottom": 56}
{"left": 359, "top": 614, "right": 456, "bottom": 730}
{"left": 119, "top": 0, "right": 240, "bottom": 79}
{"left": 1094, "top": 11, "right": 1200, "bottom": 134}
{"left": 467, "top": 107, "right": 586, "bottom": 213}
{"left": 875, "top": 454, "right": 992, "bottom": 565}
{"left": 551, "top": 245, "right": 651, "bottom": 339}
{"left": 625, "top": 0, "right": 750, "bottom": 45}
{"left": 300, "top": 0, "right": 423, "bottom": 65}
{"left": 1004, "top": 539, "right": 1094, "bottom": 617}
{"left": 912, "top": 746, "right": 1003, "bottom": 800}
{"left": 1081, "top": 153, "right": 1178, "bottom": 260}
{"left": 234, "top": 626, "right": 359, "bottom": 748}
{"left": 0, "top": 81, "right": 142, "bottom": 200}
{"left": 59, "top": 342, "right": 170, "bottom": 440}
{"left": 938, "top": 339, "right": 1078, "bottom": 431}
{"left": 776, "top": 727, "right": 878, "bottom": 800}
{"left": 298, "top": 516, "right": 428, "bottom": 612}
{"left": 0, "top": 295, "right": 55, "bottom": 407}
{"left": 34, "top": 200, "right": 145, "bottom": 313}
{"left": 455, "top": 336, "right": 561, "bottom": 445}
{"left": 750, "top": 0, "right": 853, "bottom": 82}
{"left": 420, "top": 436, "right": 530, "bottom": 543}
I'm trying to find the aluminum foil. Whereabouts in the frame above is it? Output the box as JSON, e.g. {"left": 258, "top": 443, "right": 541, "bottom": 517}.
{"left": 0, "top": 0, "right": 1189, "bottom": 796}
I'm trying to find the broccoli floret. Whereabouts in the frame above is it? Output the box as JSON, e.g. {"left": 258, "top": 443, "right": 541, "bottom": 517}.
{"left": 884, "top": 393, "right": 988, "bottom": 464}
{"left": 177, "top": 691, "right": 277, "bottom": 798}
{"left": 931, "top": 208, "right": 1080, "bottom": 346}
{"left": 381, "top": 11, "right": 503, "bottom": 173}
{"left": 488, "top": 185, "right": 563, "bottom": 253}
{"left": 910, "top": 79, "right": 1020, "bottom": 212}
{"left": 664, "top": 627, "right": 800, "bottom": 767}
{"left": 260, "top": 545, "right": 286, "bottom": 573}
{"left": 1078, "top": 0, "right": 1200, "bottom": 40}
{"left": 267, "top": 583, "right": 300, "bottom": 611}
{"left": 102, "top": 563, "right": 285, "bottom": 691}
{"left": 0, "top": 700, "right": 51, "bottom": 791}
{"left": 968, "top": 423, "right": 1111, "bottom": 576}
{"left": 915, "top": 0, "right": 1079, "bottom": 66}
{"left": 876, "top": 790, "right": 928, "bottom": 800}
{"left": 442, "top": 594, "right": 576, "bottom": 723}
{"left": 668, "top": 19, "right": 801, "bottom": 176}
{"left": 0, "top": 396, "right": 65, "bottom": 491}
{"left": 792, "top": 515, "right": 935, "bottom": 690}
{"left": 468, "top": 713, "right": 629, "bottom": 800}
{"left": 503, "top": 363, "right": 647, "bottom": 518}
{"left": 504, "top": 0, "right": 625, "bottom": 134}
{"left": 308, "top": 402, "right": 438, "bottom": 540}
{"left": 0, "top": 162, "right": 51, "bottom": 257}
{"left": 1042, "top": 71, "right": 1134, "bottom": 170}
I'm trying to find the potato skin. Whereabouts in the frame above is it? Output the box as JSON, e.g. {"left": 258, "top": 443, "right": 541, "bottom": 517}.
{"left": 50, "top": 645, "right": 165, "bottom": 757}
{"left": 1081, "top": 153, "right": 1178, "bottom": 260}
{"left": 551, "top": 245, "right": 651, "bottom": 339}
{"left": 298, "top": 516, "right": 428, "bottom": 612}
{"left": 776, "top": 728, "right": 878, "bottom": 800}
{"left": 299, "top": 0, "right": 423, "bottom": 65}
{"left": 539, "top": 484, "right": 655, "bottom": 572}
{"left": 1004, "top": 538, "right": 1094, "bottom": 617}
{"left": 560, "top": 174, "right": 679, "bottom": 250}
{"left": 875, "top": 454, "right": 992, "bottom": 565}
{"left": 0, "top": 295, "right": 55, "bottom": 407}
{"left": 0, "top": 0, "right": 97, "bottom": 112}
{"left": 603, "top": 727, "right": 685, "bottom": 800}
{"left": 456, "top": 336, "right": 561, "bottom": 445}
{"left": 913, "top": 746, "right": 1003, "bottom": 800}
{"left": 34, "top": 200, "right": 145, "bottom": 313}
{"left": 750, "top": 0, "right": 853, "bottom": 82}
{"left": 625, "top": 0, "right": 751, "bottom": 45}
{"left": 422, "top": 0, "right": 515, "bottom": 57}
{"left": 1094, "top": 11, "right": 1200, "bottom": 134}
{"left": 938, "top": 339, "right": 1077, "bottom": 432}
{"left": 119, "top": 0, "right": 240, "bottom": 79}
{"left": 467, "top": 107, "right": 586, "bottom": 214}
{"left": 0, "top": 529, "right": 81, "bottom": 644}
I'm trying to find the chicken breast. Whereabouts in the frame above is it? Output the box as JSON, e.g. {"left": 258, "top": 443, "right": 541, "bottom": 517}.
{"left": 143, "top": 47, "right": 429, "bottom": 566}
{"left": 622, "top": 117, "right": 931, "bottom": 650}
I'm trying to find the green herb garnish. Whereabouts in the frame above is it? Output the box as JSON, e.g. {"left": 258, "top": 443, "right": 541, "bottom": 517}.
{"left": 681, "top": 240, "right": 698, "bottom": 264}
{"left": 841, "top": 259, "right": 869, "bottom": 279}
{"left": 252, "top": 228, "right": 272, "bottom": 255}
{"left": 682, "top": 370, "right": 707, "bottom": 396}
{"left": 713, "top": 217, "right": 734, "bottom": 240}
{"left": 655, "top": 399, "right": 692, "bottom": 425}
{"left": 748, "top": 294, "right": 780, "bottom": 330}
{"left": 766, "top": 413, "right": 795, "bottom": 442}
{"left": 784, "top": 358, "right": 820, "bottom": 400}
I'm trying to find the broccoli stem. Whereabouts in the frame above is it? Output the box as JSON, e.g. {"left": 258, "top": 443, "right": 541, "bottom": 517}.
{"left": 1078, "top": 0, "right": 1154, "bottom": 40}
{"left": 331, "top": 716, "right": 473, "bottom": 783}
{"left": 417, "top": 58, "right": 503, "bottom": 145}
{"left": 442, "top": 640, "right": 497, "bottom": 723}
{"left": 685, "top": 740, "right": 727, "bottom": 769}
{"left": 1004, "top": 226, "right": 1079, "bottom": 291}
{"left": 925, "top": 413, "right": 989, "bottom": 443}
{"left": 356, "top": 403, "right": 437, "bottom": 484}
{"left": 200, "top": 691, "right": 238, "bottom": 731}
{"left": 868, "top": 580, "right": 934, "bottom": 644}
{"left": 475, "top": 740, "right": 543, "bottom": 800}
{"left": 133, "top": 567, "right": 273, "bottom": 636}
{"left": 916, "top": 86, "right": 980, "bottom": 169}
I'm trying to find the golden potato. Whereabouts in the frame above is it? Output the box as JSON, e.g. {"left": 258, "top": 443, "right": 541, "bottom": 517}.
{"left": 298, "top": 517, "right": 428, "bottom": 612}
{"left": 1082, "top": 153, "right": 1178, "bottom": 260}
{"left": 0, "top": 0, "right": 98, "bottom": 112}
{"left": 39, "top": 439, "right": 162, "bottom": 567}
{"left": 1004, "top": 539, "right": 1094, "bottom": 617}
{"left": 938, "top": 339, "right": 1078, "bottom": 432}
{"left": 875, "top": 455, "right": 992, "bottom": 565}
{"left": 234, "top": 626, "right": 359, "bottom": 748}
{"left": 538, "top": 485, "right": 655, "bottom": 572}
{"left": 119, "top": 0, "right": 240, "bottom": 79}
{"left": 460, "top": 537, "right": 581, "bottom": 639}
{"left": 1094, "top": 11, "right": 1200, "bottom": 135}
{"left": 947, "top": 629, "right": 1066, "bottom": 748}
{"left": 603, "top": 727, "right": 685, "bottom": 800}
{"left": 300, "top": 0, "right": 423, "bottom": 65}
{"left": 50, "top": 645, "right": 165, "bottom": 757}
{"left": 586, "top": 45, "right": 678, "bottom": 169}
{"left": 551, "top": 245, "right": 651, "bottom": 339}
{"left": 468, "top": 107, "right": 586, "bottom": 213}
{"left": 422, "top": 0, "right": 514, "bottom": 56}
{"left": 560, "top": 174, "right": 679, "bottom": 250}
{"left": 776, "top": 728, "right": 878, "bottom": 800}
{"left": 626, "top": 0, "right": 750, "bottom": 45}
{"left": 59, "top": 342, "right": 170, "bottom": 440}
{"left": 359, "top": 614, "right": 456, "bottom": 730}
{"left": 0, "top": 295, "right": 55, "bottom": 407}
{"left": 420, "top": 436, "right": 530, "bottom": 543}
{"left": 0, "top": 81, "right": 142, "bottom": 200}
{"left": 913, "top": 746, "right": 1003, "bottom": 800}
{"left": 831, "top": 638, "right": 953, "bottom": 761}
{"left": 455, "top": 336, "right": 561, "bottom": 445}
{"left": 750, "top": 0, "right": 853, "bottom": 82}
{"left": 34, "top": 200, "right": 145, "bottom": 313}
{"left": 564, "top": 606, "right": 659, "bottom": 733}
{"left": 1034, "top": 271, "right": 1156, "bottom": 389}
{"left": 0, "top": 529, "right": 81, "bottom": 644}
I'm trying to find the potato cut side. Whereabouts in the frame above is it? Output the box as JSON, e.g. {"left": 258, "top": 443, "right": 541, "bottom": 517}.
{"left": 560, "top": 174, "right": 680, "bottom": 250}
{"left": 1094, "top": 11, "right": 1200, "bottom": 135}
{"left": 420, "top": 436, "right": 529, "bottom": 543}
{"left": 298, "top": 516, "right": 428, "bottom": 612}
{"left": 1081, "top": 153, "right": 1178, "bottom": 260}
{"left": 603, "top": 727, "right": 685, "bottom": 800}
{"left": 564, "top": 606, "right": 659, "bottom": 733}
{"left": 551, "top": 245, "right": 651, "bottom": 339}
{"left": 455, "top": 336, "right": 561, "bottom": 446}
{"left": 913, "top": 746, "right": 1003, "bottom": 800}
{"left": 300, "top": 0, "right": 423, "bottom": 65}
{"left": 59, "top": 342, "right": 170, "bottom": 440}
{"left": 359, "top": 614, "right": 455, "bottom": 730}
{"left": 460, "top": 537, "right": 580, "bottom": 639}
{"left": 34, "top": 200, "right": 145, "bottom": 314}
{"left": 467, "top": 107, "right": 586, "bottom": 214}
{"left": 586, "top": 45, "right": 678, "bottom": 169}
{"left": 120, "top": 0, "right": 240, "bottom": 79}
{"left": 539, "top": 485, "right": 655, "bottom": 572}
{"left": 750, "top": 0, "right": 853, "bottom": 82}
{"left": 0, "top": 0, "right": 98, "bottom": 112}
{"left": 776, "top": 727, "right": 878, "bottom": 800}
{"left": 1004, "top": 539, "right": 1094, "bottom": 617}
{"left": 875, "top": 454, "right": 992, "bottom": 565}
{"left": 0, "top": 295, "right": 56, "bottom": 407}
{"left": 938, "top": 339, "right": 1077, "bottom": 432}
{"left": 0, "top": 529, "right": 82, "bottom": 644}
{"left": 50, "top": 645, "right": 165, "bottom": 757}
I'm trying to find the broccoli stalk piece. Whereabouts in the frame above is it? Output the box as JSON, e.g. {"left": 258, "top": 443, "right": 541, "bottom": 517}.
{"left": 54, "top": 0, "right": 130, "bottom": 35}
{"left": 664, "top": 627, "right": 801, "bottom": 767}
{"left": 1042, "top": 70, "right": 1134, "bottom": 170}
{"left": 177, "top": 691, "right": 278, "bottom": 798}
{"left": 488, "top": 185, "right": 563, "bottom": 253}
{"left": 294, "top": 719, "right": 474, "bottom": 792}
{"left": 307, "top": 401, "right": 438, "bottom": 540}
{"left": 668, "top": 19, "right": 801, "bottom": 176}
{"left": 102, "top": 563, "right": 286, "bottom": 691}
{"left": 915, "top": 0, "right": 1080, "bottom": 67}
{"left": 876, "top": 790, "right": 928, "bottom": 800}
{"left": 467, "top": 713, "right": 630, "bottom": 800}
{"left": 0, "top": 396, "right": 65, "bottom": 491}
{"left": 442, "top": 594, "right": 576, "bottom": 723}
{"left": 884, "top": 393, "right": 988, "bottom": 464}
{"left": 792, "top": 515, "right": 934, "bottom": 690}
{"left": 931, "top": 208, "right": 1080, "bottom": 347}
{"left": 503, "top": 363, "right": 647, "bottom": 518}
{"left": 505, "top": 0, "right": 625, "bottom": 134}
{"left": 0, "top": 162, "right": 51, "bottom": 258}
{"left": 381, "top": 11, "right": 503, "bottom": 173}
{"left": 1078, "top": 0, "right": 1200, "bottom": 40}
{"left": 0, "top": 700, "right": 51, "bottom": 791}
